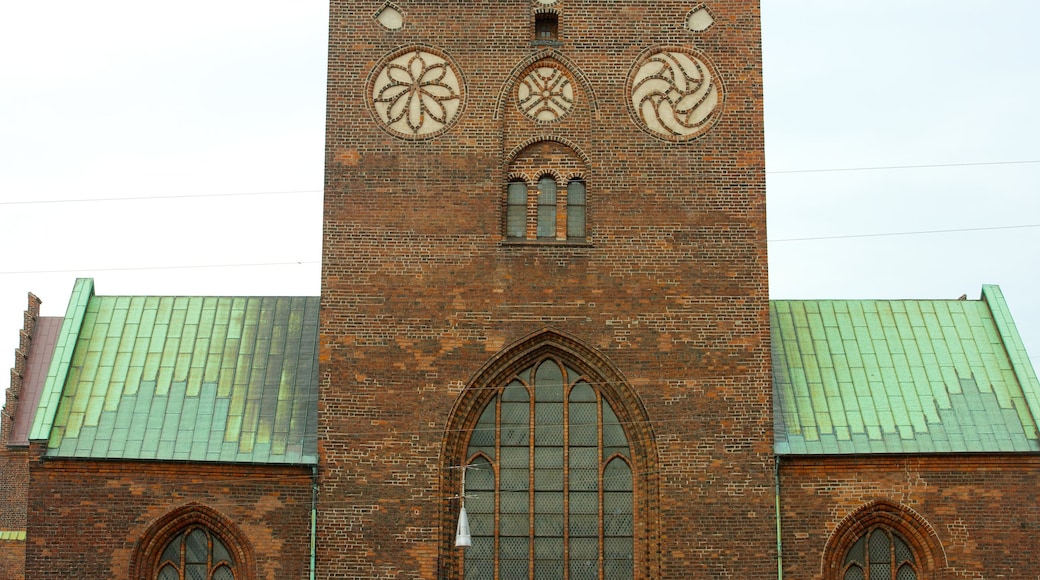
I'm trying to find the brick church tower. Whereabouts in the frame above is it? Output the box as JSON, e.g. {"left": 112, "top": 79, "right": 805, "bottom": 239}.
{"left": 319, "top": 1, "right": 772, "bottom": 577}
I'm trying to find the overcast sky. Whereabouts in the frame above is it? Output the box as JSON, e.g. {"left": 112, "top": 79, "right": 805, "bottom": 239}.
{"left": 2, "top": 1, "right": 1038, "bottom": 412}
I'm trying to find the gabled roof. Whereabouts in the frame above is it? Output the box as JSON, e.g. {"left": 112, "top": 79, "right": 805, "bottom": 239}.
{"left": 30, "top": 279, "right": 319, "bottom": 465}
{"left": 772, "top": 285, "right": 1040, "bottom": 455}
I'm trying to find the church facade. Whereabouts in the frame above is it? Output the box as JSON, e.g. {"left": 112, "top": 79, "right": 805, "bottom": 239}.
{"left": 2, "top": 1, "right": 1039, "bottom": 579}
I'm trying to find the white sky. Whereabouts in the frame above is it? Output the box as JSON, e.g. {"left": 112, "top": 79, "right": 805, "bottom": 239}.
{"left": 2, "top": 1, "right": 1038, "bottom": 412}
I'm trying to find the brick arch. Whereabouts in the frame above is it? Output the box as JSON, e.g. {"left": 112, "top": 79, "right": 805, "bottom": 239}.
{"left": 494, "top": 50, "right": 598, "bottom": 119}
{"left": 438, "top": 328, "right": 660, "bottom": 579}
{"left": 822, "top": 499, "right": 947, "bottom": 580}
{"left": 129, "top": 502, "right": 256, "bottom": 579}
{"left": 505, "top": 135, "right": 590, "bottom": 168}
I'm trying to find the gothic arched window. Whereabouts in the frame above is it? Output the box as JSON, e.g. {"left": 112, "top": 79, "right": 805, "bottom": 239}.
{"left": 840, "top": 527, "right": 918, "bottom": 580}
{"left": 462, "top": 357, "right": 634, "bottom": 580}
{"left": 155, "top": 526, "right": 236, "bottom": 580}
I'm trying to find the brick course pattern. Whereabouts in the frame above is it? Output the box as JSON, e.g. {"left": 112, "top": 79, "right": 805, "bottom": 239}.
{"left": 24, "top": 447, "right": 313, "bottom": 579}
{"left": 321, "top": 1, "right": 772, "bottom": 577}
{"left": 779, "top": 455, "right": 1040, "bottom": 579}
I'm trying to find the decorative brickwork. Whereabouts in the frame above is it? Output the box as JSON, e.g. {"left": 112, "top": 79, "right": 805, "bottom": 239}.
{"left": 779, "top": 456, "right": 1040, "bottom": 579}
{"left": 321, "top": 1, "right": 771, "bottom": 577}
{"left": 24, "top": 451, "right": 312, "bottom": 579}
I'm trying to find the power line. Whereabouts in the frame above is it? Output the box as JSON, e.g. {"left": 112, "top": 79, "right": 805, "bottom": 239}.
{"left": 769, "top": 223, "right": 1040, "bottom": 243}
{"left": 0, "top": 189, "right": 321, "bottom": 207}
{"left": 767, "top": 159, "right": 1040, "bottom": 175}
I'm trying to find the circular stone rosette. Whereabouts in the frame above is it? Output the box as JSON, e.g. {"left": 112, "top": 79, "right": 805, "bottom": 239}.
{"left": 368, "top": 46, "right": 465, "bottom": 139}
{"left": 627, "top": 46, "right": 724, "bottom": 141}
{"left": 517, "top": 63, "right": 575, "bottom": 122}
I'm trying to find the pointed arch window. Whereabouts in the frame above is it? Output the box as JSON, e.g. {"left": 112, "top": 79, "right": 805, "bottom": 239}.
{"left": 155, "top": 526, "right": 236, "bottom": 580}
{"left": 841, "top": 527, "right": 918, "bottom": 580}
{"left": 462, "top": 358, "right": 633, "bottom": 580}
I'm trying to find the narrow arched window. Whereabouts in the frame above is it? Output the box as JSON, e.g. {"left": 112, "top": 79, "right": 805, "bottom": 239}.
{"left": 537, "top": 176, "right": 557, "bottom": 239}
{"left": 506, "top": 180, "right": 528, "bottom": 239}
{"left": 566, "top": 179, "right": 586, "bottom": 239}
{"left": 155, "top": 526, "right": 236, "bottom": 580}
{"left": 841, "top": 527, "right": 917, "bottom": 580}
{"left": 462, "top": 358, "right": 634, "bottom": 580}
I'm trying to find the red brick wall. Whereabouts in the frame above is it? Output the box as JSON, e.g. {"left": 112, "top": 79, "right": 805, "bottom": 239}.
{"left": 25, "top": 448, "right": 314, "bottom": 579}
{"left": 0, "top": 537, "right": 25, "bottom": 580}
{"left": 778, "top": 455, "right": 1040, "bottom": 579}
{"left": 321, "top": 1, "right": 771, "bottom": 577}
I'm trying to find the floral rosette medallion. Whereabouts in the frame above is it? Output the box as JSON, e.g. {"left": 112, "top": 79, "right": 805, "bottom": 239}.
{"left": 628, "top": 46, "right": 723, "bottom": 141}
{"left": 369, "top": 47, "right": 464, "bottom": 139}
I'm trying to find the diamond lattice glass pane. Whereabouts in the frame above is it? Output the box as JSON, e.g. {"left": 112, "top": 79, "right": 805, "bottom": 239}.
{"left": 894, "top": 535, "right": 914, "bottom": 564}
{"left": 896, "top": 564, "right": 917, "bottom": 580}
{"left": 501, "top": 447, "right": 529, "bottom": 469}
{"left": 465, "top": 554, "right": 494, "bottom": 580}
{"left": 569, "top": 467, "right": 598, "bottom": 491}
{"left": 571, "top": 559, "right": 598, "bottom": 580}
{"left": 535, "top": 402, "right": 563, "bottom": 446}
{"left": 158, "top": 564, "right": 179, "bottom": 580}
{"left": 503, "top": 382, "right": 529, "bottom": 402}
{"left": 499, "top": 559, "right": 529, "bottom": 580}
{"left": 602, "top": 402, "right": 628, "bottom": 445}
{"left": 185, "top": 529, "right": 208, "bottom": 564}
{"left": 570, "top": 447, "right": 597, "bottom": 469}
{"left": 534, "top": 513, "right": 564, "bottom": 536}
{"left": 534, "top": 467, "right": 563, "bottom": 490}
{"left": 161, "top": 537, "right": 181, "bottom": 565}
{"left": 211, "top": 536, "right": 230, "bottom": 566}
{"left": 604, "top": 513, "right": 633, "bottom": 536}
{"left": 538, "top": 177, "right": 557, "bottom": 204}
{"left": 603, "top": 458, "right": 632, "bottom": 492}
{"left": 469, "top": 457, "right": 496, "bottom": 491}
{"left": 568, "top": 381, "right": 595, "bottom": 402}
{"left": 500, "top": 512, "right": 530, "bottom": 536}
{"left": 604, "top": 491, "right": 632, "bottom": 515}
{"left": 469, "top": 509, "right": 494, "bottom": 536}
{"left": 604, "top": 557, "right": 633, "bottom": 579}
{"left": 569, "top": 514, "right": 599, "bottom": 537}
{"left": 569, "top": 401, "right": 597, "bottom": 447}
{"left": 469, "top": 535, "right": 495, "bottom": 559}
{"left": 534, "top": 557, "right": 564, "bottom": 580}
{"left": 500, "top": 491, "right": 529, "bottom": 514}
{"left": 535, "top": 446, "right": 563, "bottom": 468}
{"left": 186, "top": 563, "right": 207, "bottom": 580}
{"left": 604, "top": 537, "right": 632, "bottom": 560}
{"left": 870, "top": 563, "right": 892, "bottom": 580}
{"left": 507, "top": 183, "right": 527, "bottom": 238}
{"left": 570, "top": 536, "right": 598, "bottom": 559}
{"left": 501, "top": 400, "right": 530, "bottom": 427}
{"left": 569, "top": 491, "right": 598, "bottom": 514}
{"left": 534, "top": 536, "right": 564, "bottom": 559}
{"left": 844, "top": 566, "right": 865, "bottom": 580}
{"left": 212, "top": 564, "right": 235, "bottom": 580}
{"left": 499, "top": 536, "right": 529, "bottom": 560}
{"left": 535, "top": 491, "right": 563, "bottom": 513}
{"left": 845, "top": 536, "right": 866, "bottom": 565}
{"left": 869, "top": 530, "right": 890, "bottom": 564}
{"left": 501, "top": 468, "right": 529, "bottom": 491}
{"left": 468, "top": 401, "right": 498, "bottom": 456}
{"left": 535, "top": 361, "right": 563, "bottom": 401}
{"left": 567, "top": 182, "right": 586, "bottom": 239}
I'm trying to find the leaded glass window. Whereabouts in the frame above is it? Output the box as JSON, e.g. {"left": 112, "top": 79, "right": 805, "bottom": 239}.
{"left": 537, "top": 176, "right": 557, "bottom": 238}
{"left": 155, "top": 526, "right": 236, "bottom": 580}
{"left": 462, "top": 358, "right": 634, "bottom": 580}
{"left": 842, "top": 527, "right": 917, "bottom": 580}
{"left": 566, "top": 180, "right": 586, "bottom": 239}
{"left": 507, "top": 181, "right": 528, "bottom": 239}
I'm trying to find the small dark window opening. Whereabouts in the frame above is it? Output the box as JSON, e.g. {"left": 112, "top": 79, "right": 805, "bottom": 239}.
{"left": 535, "top": 13, "right": 558, "bottom": 41}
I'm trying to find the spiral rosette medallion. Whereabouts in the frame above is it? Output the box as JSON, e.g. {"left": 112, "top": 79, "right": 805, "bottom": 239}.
{"left": 517, "top": 65, "right": 574, "bottom": 122}
{"left": 628, "top": 47, "right": 723, "bottom": 141}
{"left": 369, "top": 47, "right": 464, "bottom": 139}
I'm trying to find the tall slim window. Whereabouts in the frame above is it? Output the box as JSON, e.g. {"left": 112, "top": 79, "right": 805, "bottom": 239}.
{"left": 566, "top": 179, "right": 586, "bottom": 239}
{"left": 507, "top": 181, "right": 528, "bottom": 239}
{"left": 841, "top": 527, "right": 917, "bottom": 580}
{"left": 463, "top": 358, "right": 634, "bottom": 580}
{"left": 537, "top": 176, "right": 557, "bottom": 239}
{"left": 155, "top": 526, "right": 236, "bottom": 580}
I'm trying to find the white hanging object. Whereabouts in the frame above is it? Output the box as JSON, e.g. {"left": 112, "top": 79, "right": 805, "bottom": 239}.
{"left": 455, "top": 506, "right": 472, "bottom": 548}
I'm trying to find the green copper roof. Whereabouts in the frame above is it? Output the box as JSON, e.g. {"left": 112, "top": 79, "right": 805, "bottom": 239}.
{"left": 773, "top": 286, "right": 1040, "bottom": 455}
{"left": 42, "top": 280, "right": 319, "bottom": 465}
